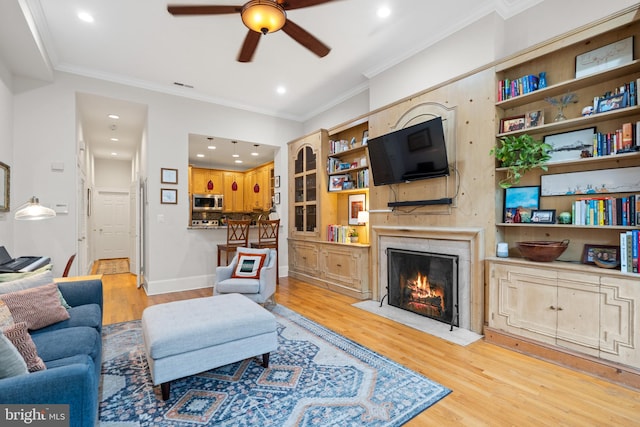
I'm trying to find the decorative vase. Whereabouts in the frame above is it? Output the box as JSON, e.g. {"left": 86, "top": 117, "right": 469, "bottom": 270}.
{"left": 538, "top": 72, "right": 547, "bottom": 89}
{"left": 558, "top": 211, "right": 572, "bottom": 224}
{"left": 554, "top": 105, "right": 566, "bottom": 122}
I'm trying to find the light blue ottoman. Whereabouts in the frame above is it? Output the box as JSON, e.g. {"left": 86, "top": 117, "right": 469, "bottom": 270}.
{"left": 141, "top": 293, "right": 278, "bottom": 400}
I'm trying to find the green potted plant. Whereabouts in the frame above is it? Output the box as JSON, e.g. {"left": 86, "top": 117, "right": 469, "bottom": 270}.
{"left": 490, "top": 133, "right": 552, "bottom": 188}
{"left": 348, "top": 228, "right": 359, "bottom": 243}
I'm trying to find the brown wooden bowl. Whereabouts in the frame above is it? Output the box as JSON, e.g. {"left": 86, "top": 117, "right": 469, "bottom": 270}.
{"left": 516, "top": 240, "right": 569, "bottom": 262}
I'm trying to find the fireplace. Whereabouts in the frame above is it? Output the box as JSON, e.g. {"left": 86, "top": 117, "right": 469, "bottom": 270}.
{"left": 387, "top": 248, "right": 459, "bottom": 328}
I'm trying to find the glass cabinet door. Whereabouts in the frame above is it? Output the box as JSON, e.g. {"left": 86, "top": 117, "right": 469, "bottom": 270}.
{"left": 293, "top": 145, "right": 317, "bottom": 233}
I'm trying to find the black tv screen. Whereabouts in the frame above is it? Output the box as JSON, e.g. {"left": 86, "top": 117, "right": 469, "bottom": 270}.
{"left": 368, "top": 116, "right": 450, "bottom": 186}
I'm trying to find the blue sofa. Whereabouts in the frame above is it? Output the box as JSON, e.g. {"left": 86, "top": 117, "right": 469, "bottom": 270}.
{"left": 0, "top": 276, "right": 103, "bottom": 427}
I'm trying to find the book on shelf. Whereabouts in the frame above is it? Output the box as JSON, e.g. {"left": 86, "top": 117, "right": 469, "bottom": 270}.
{"left": 327, "top": 224, "right": 350, "bottom": 243}
{"left": 497, "top": 74, "right": 539, "bottom": 101}
{"left": 572, "top": 195, "right": 638, "bottom": 226}
{"left": 619, "top": 230, "right": 639, "bottom": 274}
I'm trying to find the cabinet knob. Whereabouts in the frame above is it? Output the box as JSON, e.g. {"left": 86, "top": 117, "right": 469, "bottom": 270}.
{"left": 549, "top": 306, "right": 556, "bottom": 310}
{"left": 336, "top": 263, "right": 342, "bottom": 267}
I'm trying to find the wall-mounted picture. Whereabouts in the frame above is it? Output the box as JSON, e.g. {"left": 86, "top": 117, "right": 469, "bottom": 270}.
{"left": 503, "top": 186, "right": 540, "bottom": 223}
{"left": 575, "top": 36, "right": 633, "bottom": 78}
{"left": 543, "top": 127, "right": 595, "bottom": 163}
{"left": 581, "top": 244, "right": 619, "bottom": 265}
{"left": 525, "top": 110, "right": 544, "bottom": 128}
{"left": 329, "top": 175, "right": 348, "bottom": 192}
{"left": 541, "top": 166, "right": 640, "bottom": 196}
{"left": 161, "top": 168, "right": 178, "bottom": 184}
{"left": 161, "top": 188, "right": 177, "bottom": 204}
{"left": 348, "top": 194, "right": 366, "bottom": 225}
{"left": 531, "top": 209, "right": 556, "bottom": 224}
{"left": 274, "top": 192, "right": 280, "bottom": 205}
{"left": 0, "top": 161, "right": 9, "bottom": 212}
{"left": 499, "top": 115, "right": 526, "bottom": 133}
{"left": 596, "top": 91, "right": 629, "bottom": 113}
{"left": 274, "top": 175, "right": 280, "bottom": 188}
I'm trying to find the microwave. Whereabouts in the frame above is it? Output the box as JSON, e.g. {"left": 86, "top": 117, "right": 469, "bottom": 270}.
{"left": 193, "top": 194, "right": 224, "bottom": 211}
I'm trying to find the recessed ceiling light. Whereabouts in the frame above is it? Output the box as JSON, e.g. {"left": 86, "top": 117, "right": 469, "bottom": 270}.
{"left": 110, "top": 137, "right": 119, "bottom": 142}
{"left": 207, "top": 146, "right": 216, "bottom": 150}
{"left": 111, "top": 152, "right": 118, "bottom": 156}
{"left": 197, "top": 154, "right": 205, "bottom": 158}
{"left": 377, "top": 6, "right": 391, "bottom": 18}
{"left": 251, "top": 152, "right": 259, "bottom": 156}
{"left": 232, "top": 154, "right": 240, "bottom": 158}
{"left": 235, "top": 160, "right": 243, "bottom": 164}
{"left": 108, "top": 114, "right": 119, "bottom": 119}
{"left": 276, "top": 86, "right": 286, "bottom": 95}
{"left": 77, "top": 11, "right": 94, "bottom": 23}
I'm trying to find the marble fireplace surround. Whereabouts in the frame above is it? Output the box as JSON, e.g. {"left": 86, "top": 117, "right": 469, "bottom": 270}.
{"left": 371, "top": 226, "right": 485, "bottom": 334}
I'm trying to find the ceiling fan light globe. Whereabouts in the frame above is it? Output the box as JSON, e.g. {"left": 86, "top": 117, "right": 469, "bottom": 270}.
{"left": 241, "top": 0, "right": 286, "bottom": 34}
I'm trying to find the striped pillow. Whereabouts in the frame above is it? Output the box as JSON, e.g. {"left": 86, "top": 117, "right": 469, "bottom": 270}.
{"left": 4, "top": 321, "right": 46, "bottom": 372}
{"left": 0, "top": 283, "right": 70, "bottom": 330}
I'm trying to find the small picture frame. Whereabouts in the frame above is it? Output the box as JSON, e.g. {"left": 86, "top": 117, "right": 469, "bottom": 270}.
{"left": 161, "top": 168, "right": 178, "bottom": 184}
{"left": 274, "top": 175, "right": 280, "bottom": 188}
{"left": 161, "top": 188, "right": 177, "bottom": 204}
{"left": 348, "top": 193, "right": 366, "bottom": 225}
{"left": 329, "top": 175, "right": 348, "bottom": 192}
{"left": 342, "top": 181, "right": 355, "bottom": 190}
{"left": 362, "top": 130, "right": 369, "bottom": 146}
{"left": 503, "top": 185, "right": 540, "bottom": 223}
{"left": 531, "top": 209, "right": 556, "bottom": 224}
{"left": 525, "top": 110, "right": 544, "bottom": 128}
{"left": 274, "top": 192, "right": 280, "bottom": 205}
{"left": 581, "top": 244, "right": 619, "bottom": 265}
{"left": 595, "top": 92, "right": 629, "bottom": 113}
{"left": 499, "top": 115, "right": 526, "bottom": 133}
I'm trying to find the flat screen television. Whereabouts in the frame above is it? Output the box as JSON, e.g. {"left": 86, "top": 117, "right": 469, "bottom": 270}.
{"left": 367, "top": 116, "right": 450, "bottom": 186}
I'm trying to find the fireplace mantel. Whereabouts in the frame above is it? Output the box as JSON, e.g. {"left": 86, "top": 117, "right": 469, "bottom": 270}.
{"left": 371, "top": 226, "right": 484, "bottom": 334}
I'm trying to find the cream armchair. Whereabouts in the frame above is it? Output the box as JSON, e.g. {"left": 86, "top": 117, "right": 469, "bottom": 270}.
{"left": 214, "top": 247, "right": 277, "bottom": 305}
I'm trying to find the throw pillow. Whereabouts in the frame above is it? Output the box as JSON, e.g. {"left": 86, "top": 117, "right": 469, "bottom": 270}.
{"left": 0, "top": 269, "right": 54, "bottom": 293}
{"left": 0, "top": 330, "right": 29, "bottom": 378}
{"left": 0, "top": 300, "right": 15, "bottom": 330}
{"left": 231, "top": 252, "right": 267, "bottom": 279}
{"left": 4, "top": 322, "right": 46, "bottom": 372}
{"left": 0, "top": 283, "right": 70, "bottom": 330}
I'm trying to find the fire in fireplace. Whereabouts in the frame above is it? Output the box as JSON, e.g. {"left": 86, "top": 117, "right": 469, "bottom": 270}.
{"left": 387, "top": 248, "right": 459, "bottom": 328}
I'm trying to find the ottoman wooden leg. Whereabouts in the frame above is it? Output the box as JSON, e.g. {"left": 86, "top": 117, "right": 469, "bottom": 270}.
{"left": 262, "top": 352, "right": 270, "bottom": 368}
{"left": 161, "top": 382, "right": 171, "bottom": 400}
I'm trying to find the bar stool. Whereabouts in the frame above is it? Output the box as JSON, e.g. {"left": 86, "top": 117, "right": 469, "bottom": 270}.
{"left": 217, "top": 219, "right": 250, "bottom": 266}
{"left": 250, "top": 219, "right": 280, "bottom": 283}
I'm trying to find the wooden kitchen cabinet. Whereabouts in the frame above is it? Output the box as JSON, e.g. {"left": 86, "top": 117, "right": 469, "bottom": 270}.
{"left": 222, "top": 172, "right": 244, "bottom": 212}
{"left": 191, "top": 167, "right": 223, "bottom": 194}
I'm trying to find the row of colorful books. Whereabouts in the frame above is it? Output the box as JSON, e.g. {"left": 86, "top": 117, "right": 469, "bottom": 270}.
{"left": 591, "top": 121, "right": 640, "bottom": 156}
{"left": 620, "top": 230, "right": 639, "bottom": 274}
{"left": 497, "top": 74, "right": 539, "bottom": 101}
{"left": 572, "top": 195, "right": 639, "bottom": 226}
{"left": 329, "top": 139, "right": 355, "bottom": 154}
{"left": 327, "top": 224, "right": 351, "bottom": 244}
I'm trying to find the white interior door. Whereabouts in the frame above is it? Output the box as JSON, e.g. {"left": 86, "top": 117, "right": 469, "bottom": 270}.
{"left": 94, "top": 189, "right": 130, "bottom": 260}
{"left": 76, "top": 174, "right": 87, "bottom": 275}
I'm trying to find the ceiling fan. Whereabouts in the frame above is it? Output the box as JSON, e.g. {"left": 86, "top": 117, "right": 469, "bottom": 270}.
{"left": 167, "top": 0, "right": 337, "bottom": 62}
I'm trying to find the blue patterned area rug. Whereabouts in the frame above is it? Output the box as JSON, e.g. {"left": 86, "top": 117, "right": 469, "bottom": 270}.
{"left": 99, "top": 305, "right": 450, "bottom": 426}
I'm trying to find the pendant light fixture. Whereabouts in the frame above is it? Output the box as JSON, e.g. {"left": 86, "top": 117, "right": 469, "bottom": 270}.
{"left": 14, "top": 196, "right": 56, "bottom": 220}
{"left": 207, "top": 137, "right": 214, "bottom": 190}
{"left": 231, "top": 141, "right": 239, "bottom": 191}
{"left": 252, "top": 144, "right": 260, "bottom": 193}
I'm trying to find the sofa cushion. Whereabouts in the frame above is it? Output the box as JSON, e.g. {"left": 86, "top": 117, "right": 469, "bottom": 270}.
{"left": 32, "top": 304, "right": 102, "bottom": 335}
{"left": 0, "top": 269, "right": 53, "bottom": 292}
{"left": 4, "top": 322, "right": 46, "bottom": 372}
{"left": 0, "top": 283, "right": 70, "bottom": 330}
{"left": 0, "top": 330, "right": 28, "bottom": 378}
{"left": 0, "top": 300, "right": 14, "bottom": 330}
{"left": 31, "top": 326, "right": 101, "bottom": 364}
{"left": 232, "top": 252, "right": 267, "bottom": 279}
{"left": 216, "top": 278, "right": 260, "bottom": 294}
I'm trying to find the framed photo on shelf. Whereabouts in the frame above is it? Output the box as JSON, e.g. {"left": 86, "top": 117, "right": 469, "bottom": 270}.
{"left": 161, "top": 168, "right": 178, "bottom": 184}
{"left": 329, "top": 175, "right": 348, "bottom": 192}
{"left": 499, "top": 115, "right": 526, "bottom": 133}
{"left": 543, "top": 127, "right": 595, "bottom": 163}
{"left": 581, "top": 244, "right": 619, "bottom": 265}
{"left": 525, "top": 110, "right": 544, "bottom": 128}
{"left": 348, "top": 193, "right": 366, "bottom": 225}
{"left": 531, "top": 209, "right": 556, "bottom": 224}
{"left": 575, "top": 36, "right": 633, "bottom": 78}
{"left": 503, "top": 185, "right": 540, "bottom": 223}
{"left": 595, "top": 91, "right": 629, "bottom": 113}
{"left": 160, "top": 188, "right": 177, "bottom": 204}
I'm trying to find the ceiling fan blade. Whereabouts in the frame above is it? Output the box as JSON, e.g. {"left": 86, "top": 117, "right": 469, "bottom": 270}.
{"left": 237, "top": 30, "right": 262, "bottom": 62}
{"left": 167, "top": 5, "right": 242, "bottom": 15}
{"left": 280, "top": 0, "right": 339, "bottom": 10}
{"left": 282, "top": 20, "right": 330, "bottom": 58}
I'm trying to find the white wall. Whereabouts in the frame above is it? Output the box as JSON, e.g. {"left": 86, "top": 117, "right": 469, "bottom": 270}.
{"left": 12, "top": 71, "right": 302, "bottom": 290}
{"left": 0, "top": 59, "right": 13, "bottom": 249}
{"left": 94, "top": 158, "right": 132, "bottom": 188}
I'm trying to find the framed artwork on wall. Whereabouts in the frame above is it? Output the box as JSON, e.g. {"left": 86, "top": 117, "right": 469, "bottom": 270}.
{"left": 161, "top": 168, "right": 178, "bottom": 184}
{"left": 503, "top": 186, "right": 540, "bottom": 223}
{"left": 348, "top": 193, "right": 366, "bottom": 225}
{"left": 161, "top": 188, "right": 177, "bottom": 204}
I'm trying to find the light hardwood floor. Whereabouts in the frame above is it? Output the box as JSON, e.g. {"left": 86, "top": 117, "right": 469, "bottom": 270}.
{"left": 99, "top": 267, "right": 640, "bottom": 426}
